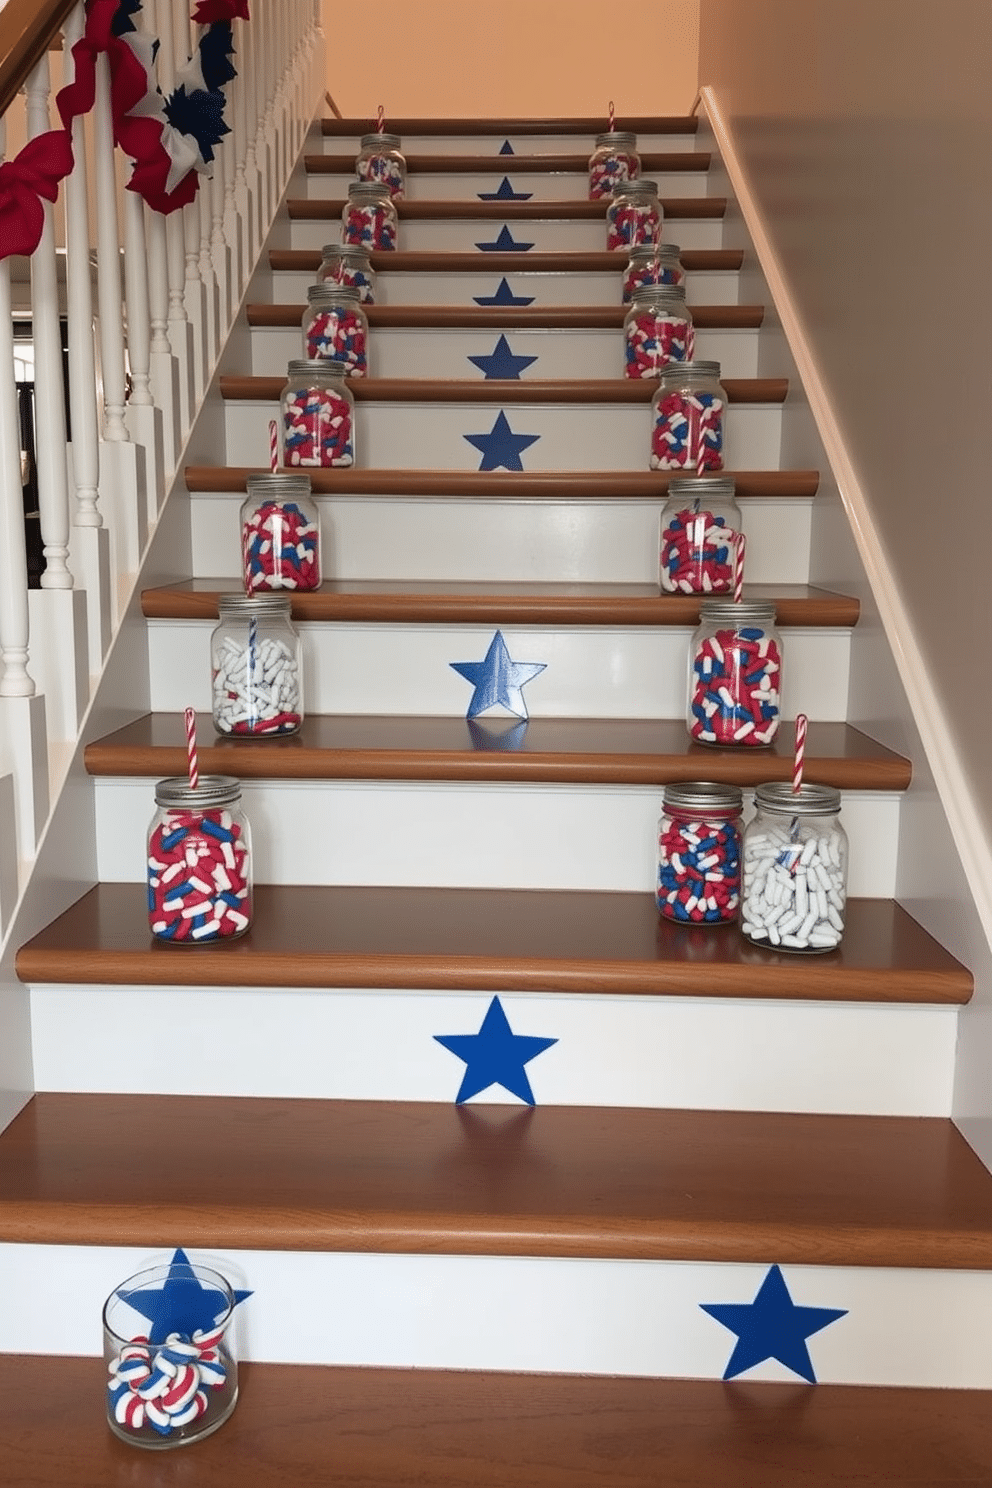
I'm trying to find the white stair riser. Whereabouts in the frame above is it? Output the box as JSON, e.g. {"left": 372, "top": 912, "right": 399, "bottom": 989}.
{"left": 3, "top": 1243, "right": 987, "bottom": 1387}
{"left": 307, "top": 172, "right": 711, "bottom": 201}
{"left": 93, "top": 779, "right": 897, "bottom": 896}
{"left": 290, "top": 219, "right": 726, "bottom": 253}
{"left": 322, "top": 134, "right": 705, "bottom": 155}
{"left": 29, "top": 986, "right": 953, "bottom": 1116}
{"left": 190, "top": 493, "right": 813, "bottom": 585}
{"left": 268, "top": 269, "right": 742, "bottom": 308}
{"left": 227, "top": 402, "right": 782, "bottom": 472}
{"left": 148, "top": 623, "right": 851, "bottom": 721}
{"left": 253, "top": 325, "right": 760, "bottom": 380}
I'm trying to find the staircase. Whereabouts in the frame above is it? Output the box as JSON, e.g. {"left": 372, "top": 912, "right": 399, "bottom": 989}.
{"left": 3, "top": 107, "right": 992, "bottom": 1483}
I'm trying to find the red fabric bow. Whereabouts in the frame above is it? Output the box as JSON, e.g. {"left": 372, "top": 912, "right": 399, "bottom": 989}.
{"left": 0, "top": 129, "right": 75, "bottom": 258}
{"left": 191, "top": 0, "right": 249, "bottom": 21}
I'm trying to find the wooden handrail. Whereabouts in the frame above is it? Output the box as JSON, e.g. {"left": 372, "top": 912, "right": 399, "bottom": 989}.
{"left": 0, "top": 0, "right": 76, "bottom": 119}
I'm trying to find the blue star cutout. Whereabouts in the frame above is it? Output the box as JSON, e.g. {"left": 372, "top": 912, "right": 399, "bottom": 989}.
{"left": 478, "top": 176, "right": 532, "bottom": 201}
{"left": 463, "top": 410, "right": 540, "bottom": 472}
{"left": 499, "top": 140, "right": 515, "bottom": 155}
{"left": 473, "top": 277, "right": 535, "bottom": 307}
{"left": 468, "top": 335, "right": 539, "bottom": 380}
{"left": 119, "top": 1248, "right": 252, "bottom": 1345}
{"left": 435, "top": 996, "right": 557, "bottom": 1105}
{"left": 475, "top": 225, "right": 534, "bottom": 252}
{"left": 450, "top": 630, "right": 546, "bottom": 720}
{"left": 700, "top": 1265, "right": 847, "bottom": 1383}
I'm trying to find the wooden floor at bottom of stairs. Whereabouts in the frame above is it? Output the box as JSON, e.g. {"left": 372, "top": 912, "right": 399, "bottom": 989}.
{"left": 4, "top": 1356, "right": 992, "bottom": 1486}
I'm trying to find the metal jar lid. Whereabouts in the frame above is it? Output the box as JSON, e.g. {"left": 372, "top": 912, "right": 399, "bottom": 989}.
{"left": 245, "top": 472, "right": 313, "bottom": 499}
{"left": 662, "top": 781, "right": 744, "bottom": 815}
{"left": 360, "top": 132, "right": 402, "bottom": 150}
{"left": 320, "top": 243, "right": 372, "bottom": 266}
{"left": 347, "top": 180, "right": 393, "bottom": 200}
{"left": 306, "top": 283, "right": 362, "bottom": 305}
{"left": 754, "top": 781, "right": 842, "bottom": 816}
{"left": 628, "top": 242, "right": 681, "bottom": 262}
{"left": 594, "top": 130, "right": 637, "bottom": 148}
{"left": 659, "top": 359, "right": 722, "bottom": 382}
{"left": 154, "top": 775, "right": 242, "bottom": 809}
{"left": 698, "top": 598, "right": 777, "bottom": 625}
{"left": 629, "top": 284, "right": 688, "bottom": 308}
{"left": 668, "top": 475, "right": 737, "bottom": 503}
{"left": 285, "top": 356, "right": 349, "bottom": 379}
{"left": 216, "top": 593, "right": 294, "bottom": 620}
{"left": 612, "top": 178, "right": 659, "bottom": 197}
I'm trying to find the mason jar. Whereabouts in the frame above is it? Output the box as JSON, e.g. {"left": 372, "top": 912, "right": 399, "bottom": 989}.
{"left": 657, "top": 781, "right": 743, "bottom": 925}
{"left": 302, "top": 284, "right": 369, "bottom": 375}
{"left": 241, "top": 469, "right": 321, "bottom": 593}
{"left": 687, "top": 599, "right": 782, "bottom": 746}
{"left": 211, "top": 594, "right": 303, "bottom": 736}
{"left": 317, "top": 242, "right": 376, "bottom": 303}
{"left": 279, "top": 357, "right": 355, "bottom": 470}
{"left": 356, "top": 131, "right": 406, "bottom": 197}
{"left": 741, "top": 782, "right": 848, "bottom": 951}
{"left": 342, "top": 179, "right": 398, "bottom": 251}
{"left": 651, "top": 360, "right": 727, "bottom": 470}
{"left": 606, "top": 178, "right": 662, "bottom": 252}
{"left": 659, "top": 475, "right": 742, "bottom": 594}
{"left": 588, "top": 130, "right": 640, "bottom": 199}
{"left": 623, "top": 284, "right": 694, "bottom": 377}
{"left": 622, "top": 242, "right": 684, "bottom": 302}
{"left": 147, "top": 776, "right": 252, "bottom": 942}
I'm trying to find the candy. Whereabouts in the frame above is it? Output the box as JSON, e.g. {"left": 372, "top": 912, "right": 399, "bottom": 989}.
{"left": 281, "top": 389, "right": 354, "bottom": 468}
{"left": 624, "top": 311, "right": 694, "bottom": 377}
{"left": 343, "top": 202, "right": 397, "bottom": 251}
{"left": 213, "top": 633, "right": 301, "bottom": 735}
{"left": 606, "top": 201, "right": 661, "bottom": 252}
{"left": 242, "top": 499, "right": 321, "bottom": 590}
{"left": 107, "top": 1331, "right": 229, "bottom": 1439}
{"left": 356, "top": 152, "right": 405, "bottom": 197}
{"left": 741, "top": 821, "right": 846, "bottom": 950}
{"left": 689, "top": 625, "right": 782, "bottom": 746}
{"left": 657, "top": 813, "right": 741, "bottom": 924}
{"left": 660, "top": 507, "right": 740, "bottom": 594}
{"left": 652, "top": 391, "right": 725, "bottom": 470}
{"left": 147, "top": 808, "right": 251, "bottom": 942}
{"left": 622, "top": 259, "right": 683, "bottom": 301}
{"left": 304, "top": 308, "right": 367, "bottom": 375}
{"left": 589, "top": 151, "right": 637, "bottom": 199}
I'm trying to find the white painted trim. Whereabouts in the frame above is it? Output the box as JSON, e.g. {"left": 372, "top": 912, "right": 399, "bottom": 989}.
{"left": 698, "top": 85, "right": 992, "bottom": 956}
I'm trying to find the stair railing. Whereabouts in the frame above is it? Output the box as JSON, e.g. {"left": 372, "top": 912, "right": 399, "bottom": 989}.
{"left": 0, "top": 0, "right": 326, "bottom": 940}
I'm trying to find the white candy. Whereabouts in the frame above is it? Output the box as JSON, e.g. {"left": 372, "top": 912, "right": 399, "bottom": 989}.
{"left": 741, "top": 821, "right": 846, "bottom": 951}
{"left": 212, "top": 635, "right": 301, "bottom": 733}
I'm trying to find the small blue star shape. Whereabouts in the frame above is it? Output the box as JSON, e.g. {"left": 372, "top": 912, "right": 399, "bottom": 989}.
{"left": 468, "top": 335, "right": 538, "bottom": 380}
{"left": 473, "top": 277, "right": 535, "bottom": 307}
{"left": 478, "top": 176, "right": 532, "bottom": 201}
{"left": 463, "top": 410, "right": 540, "bottom": 471}
{"left": 435, "top": 996, "right": 557, "bottom": 1104}
{"left": 700, "top": 1265, "right": 847, "bottom": 1383}
{"left": 499, "top": 140, "right": 515, "bottom": 155}
{"left": 476, "top": 225, "right": 534, "bottom": 252}
{"left": 450, "top": 630, "right": 546, "bottom": 719}
{"left": 119, "top": 1248, "right": 252, "bottom": 1345}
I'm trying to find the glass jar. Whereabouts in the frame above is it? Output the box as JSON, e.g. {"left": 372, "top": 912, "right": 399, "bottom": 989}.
{"left": 651, "top": 360, "right": 727, "bottom": 471}
{"left": 606, "top": 178, "right": 662, "bottom": 252}
{"left": 588, "top": 130, "right": 639, "bottom": 200}
{"left": 241, "top": 470, "right": 322, "bottom": 592}
{"left": 302, "top": 284, "right": 369, "bottom": 376}
{"left": 147, "top": 776, "right": 252, "bottom": 943}
{"left": 622, "top": 242, "right": 684, "bottom": 302}
{"left": 741, "top": 782, "right": 848, "bottom": 951}
{"left": 356, "top": 131, "right": 406, "bottom": 197}
{"left": 657, "top": 781, "right": 743, "bottom": 925}
{"left": 279, "top": 357, "right": 355, "bottom": 471}
{"left": 687, "top": 599, "right": 782, "bottom": 746}
{"left": 623, "top": 285, "right": 694, "bottom": 377}
{"left": 659, "top": 475, "right": 742, "bottom": 594}
{"left": 211, "top": 594, "right": 303, "bottom": 736}
{"left": 317, "top": 242, "right": 376, "bottom": 303}
{"left": 342, "top": 180, "right": 398, "bottom": 251}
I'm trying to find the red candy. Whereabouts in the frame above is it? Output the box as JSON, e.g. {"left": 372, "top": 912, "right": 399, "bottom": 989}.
{"left": 304, "top": 308, "right": 367, "bottom": 375}
{"left": 242, "top": 499, "right": 321, "bottom": 591}
{"left": 147, "top": 809, "right": 252, "bottom": 942}
{"left": 660, "top": 507, "right": 739, "bottom": 594}
{"left": 624, "top": 312, "right": 694, "bottom": 377}
{"left": 651, "top": 391, "right": 725, "bottom": 469}
{"left": 606, "top": 202, "right": 661, "bottom": 252}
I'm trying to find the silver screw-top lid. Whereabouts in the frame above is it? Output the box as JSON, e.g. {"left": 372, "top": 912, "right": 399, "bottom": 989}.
{"left": 668, "top": 475, "right": 737, "bottom": 503}
{"left": 594, "top": 130, "right": 637, "bottom": 148}
{"left": 658, "top": 359, "right": 723, "bottom": 382}
{"left": 754, "top": 781, "right": 842, "bottom": 817}
{"left": 360, "top": 132, "right": 403, "bottom": 150}
{"left": 662, "top": 781, "right": 744, "bottom": 815}
{"left": 285, "top": 356, "right": 349, "bottom": 378}
{"left": 628, "top": 242, "right": 682, "bottom": 262}
{"left": 216, "top": 593, "right": 295, "bottom": 619}
{"left": 612, "top": 178, "right": 659, "bottom": 197}
{"left": 698, "top": 598, "right": 777, "bottom": 624}
{"left": 306, "top": 283, "right": 361, "bottom": 305}
{"left": 347, "top": 180, "right": 393, "bottom": 199}
{"left": 154, "top": 775, "right": 243, "bottom": 809}
{"left": 246, "top": 472, "right": 313, "bottom": 498}
{"left": 320, "top": 243, "right": 372, "bottom": 266}
{"left": 629, "top": 284, "right": 688, "bottom": 307}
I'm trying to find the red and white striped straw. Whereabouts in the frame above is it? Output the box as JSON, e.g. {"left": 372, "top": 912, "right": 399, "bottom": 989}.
{"left": 608, "top": 99, "right": 615, "bottom": 131}
{"left": 184, "top": 707, "right": 199, "bottom": 791}
{"left": 376, "top": 103, "right": 385, "bottom": 133}
{"left": 733, "top": 531, "right": 746, "bottom": 604}
{"left": 792, "top": 713, "right": 808, "bottom": 793}
{"left": 268, "top": 419, "right": 279, "bottom": 474}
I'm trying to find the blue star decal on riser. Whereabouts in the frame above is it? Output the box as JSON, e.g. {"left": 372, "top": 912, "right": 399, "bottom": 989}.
{"left": 478, "top": 176, "right": 533, "bottom": 201}
{"left": 118, "top": 1249, "right": 252, "bottom": 1346}
{"left": 434, "top": 996, "right": 558, "bottom": 1104}
{"left": 473, "top": 277, "right": 535, "bottom": 307}
{"left": 468, "top": 334, "right": 539, "bottom": 380}
{"left": 463, "top": 410, "right": 540, "bottom": 472}
{"left": 475, "top": 225, "right": 535, "bottom": 252}
{"left": 700, "top": 1264, "right": 847, "bottom": 1383}
{"left": 499, "top": 140, "right": 515, "bottom": 155}
{"left": 450, "top": 630, "right": 547, "bottom": 720}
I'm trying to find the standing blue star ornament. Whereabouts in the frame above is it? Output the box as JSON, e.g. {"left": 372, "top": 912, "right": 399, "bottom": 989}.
{"left": 118, "top": 1248, "right": 252, "bottom": 1346}
{"left": 700, "top": 1264, "right": 847, "bottom": 1383}
{"left": 463, "top": 410, "right": 540, "bottom": 472}
{"left": 451, "top": 630, "right": 546, "bottom": 720}
{"left": 468, "top": 335, "right": 538, "bottom": 380}
{"left": 476, "top": 225, "right": 535, "bottom": 252}
{"left": 478, "top": 176, "right": 532, "bottom": 201}
{"left": 435, "top": 996, "right": 558, "bottom": 1105}
{"left": 473, "top": 277, "right": 535, "bottom": 308}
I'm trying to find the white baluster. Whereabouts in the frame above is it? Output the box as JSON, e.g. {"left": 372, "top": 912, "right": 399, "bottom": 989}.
{"left": 93, "top": 55, "right": 128, "bottom": 442}
{"left": 198, "top": 180, "right": 220, "bottom": 366}
{"left": 240, "top": 11, "right": 263, "bottom": 260}
{"left": 123, "top": 192, "right": 166, "bottom": 519}
{"left": 231, "top": 27, "right": 254, "bottom": 273}
{"left": 183, "top": 199, "right": 209, "bottom": 397}
{"left": 161, "top": 0, "right": 194, "bottom": 433}
{"left": 210, "top": 149, "right": 232, "bottom": 328}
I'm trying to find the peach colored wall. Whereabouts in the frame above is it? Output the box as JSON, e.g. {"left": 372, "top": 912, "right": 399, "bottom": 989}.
{"left": 322, "top": 0, "right": 699, "bottom": 118}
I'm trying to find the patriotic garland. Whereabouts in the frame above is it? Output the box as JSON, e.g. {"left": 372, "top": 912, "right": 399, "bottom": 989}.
{"left": 0, "top": 0, "right": 249, "bottom": 261}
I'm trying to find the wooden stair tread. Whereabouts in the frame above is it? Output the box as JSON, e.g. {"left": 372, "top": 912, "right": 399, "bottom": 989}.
{"left": 248, "top": 302, "right": 764, "bottom": 330}
{"left": 220, "top": 374, "right": 788, "bottom": 403}
{"left": 83, "top": 715, "right": 912, "bottom": 790}
{"left": 322, "top": 115, "right": 700, "bottom": 136}
{"left": 0, "top": 1095, "right": 986, "bottom": 1258}
{"left": 16, "top": 885, "right": 970, "bottom": 1005}
{"left": 7, "top": 1360, "right": 992, "bottom": 1488}
{"left": 269, "top": 247, "right": 745, "bottom": 273}
{"left": 310, "top": 149, "right": 712, "bottom": 174}
{"left": 185, "top": 466, "right": 820, "bottom": 499}
{"left": 289, "top": 197, "right": 726, "bottom": 221}
{"left": 140, "top": 579, "right": 858, "bottom": 628}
